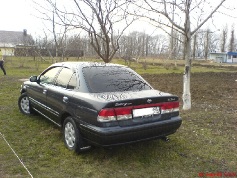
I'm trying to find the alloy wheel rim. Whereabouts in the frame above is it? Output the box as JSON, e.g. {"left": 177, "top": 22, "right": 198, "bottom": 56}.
{"left": 64, "top": 122, "right": 76, "bottom": 148}
{"left": 21, "top": 96, "right": 30, "bottom": 114}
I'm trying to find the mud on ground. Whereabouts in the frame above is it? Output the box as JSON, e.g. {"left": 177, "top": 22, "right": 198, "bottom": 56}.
{"left": 143, "top": 72, "right": 237, "bottom": 113}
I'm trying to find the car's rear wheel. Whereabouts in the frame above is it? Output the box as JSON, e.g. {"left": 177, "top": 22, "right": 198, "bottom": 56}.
{"left": 18, "top": 93, "right": 33, "bottom": 115}
{"left": 63, "top": 116, "right": 90, "bottom": 153}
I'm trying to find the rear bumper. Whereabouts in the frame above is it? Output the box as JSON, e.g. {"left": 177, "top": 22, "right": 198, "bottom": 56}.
{"left": 80, "top": 116, "right": 182, "bottom": 147}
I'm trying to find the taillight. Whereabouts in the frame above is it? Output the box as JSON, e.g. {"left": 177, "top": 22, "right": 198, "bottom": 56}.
{"left": 98, "top": 107, "right": 132, "bottom": 122}
{"left": 160, "top": 101, "right": 179, "bottom": 114}
{"left": 97, "top": 108, "right": 117, "bottom": 122}
{"left": 97, "top": 102, "right": 179, "bottom": 122}
{"left": 114, "top": 107, "right": 133, "bottom": 120}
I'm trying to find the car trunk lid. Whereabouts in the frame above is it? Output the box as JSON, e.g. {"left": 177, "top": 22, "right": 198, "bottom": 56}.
{"left": 96, "top": 90, "right": 180, "bottom": 127}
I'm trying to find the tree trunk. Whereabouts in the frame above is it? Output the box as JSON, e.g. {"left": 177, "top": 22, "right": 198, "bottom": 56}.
{"left": 204, "top": 30, "right": 210, "bottom": 60}
{"left": 182, "top": 1, "right": 192, "bottom": 110}
{"left": 192, "top": 33, "right": 197, "bottom": 60}
{"left": 228, "top": 28, "right": 235, "bottom": 52}
{"left": 220, "top": 27, "right": 227, "bottom": 52}
{"left": 183, "top": 35, "right": 192, "bottom": 110}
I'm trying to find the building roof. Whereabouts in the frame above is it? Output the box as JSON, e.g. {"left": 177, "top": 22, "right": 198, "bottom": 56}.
{"left": 227, "top": 52, "right": 237, "bottom": 55}
{"left": 210, "top": 51, "right": 237, "bottom": 56}
{"left": 0, "top": 43, "right": 15, "bottom": 48}
{"left": 209, "top": 52, "right": 227, "bottom": 55}
{"left": 0, "top": 30, "right": 33, "bottom": 47}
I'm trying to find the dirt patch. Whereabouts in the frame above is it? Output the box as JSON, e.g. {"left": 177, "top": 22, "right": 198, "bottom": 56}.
{"left": 143, "top": 72, "right": 237, "bottom": 139}
{"left": 143, "top": 72, "right": 237, "bottom": 108}
{"left": 18, "top": 79, "right": 28, "bottom": 82}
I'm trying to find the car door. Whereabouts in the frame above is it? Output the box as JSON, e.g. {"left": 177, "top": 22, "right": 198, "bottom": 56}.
{"left": 45, "top": 67, "right": 77, "bottom": 125}
{"left": 28, "top": 66, "right": 62, "bottom": 116}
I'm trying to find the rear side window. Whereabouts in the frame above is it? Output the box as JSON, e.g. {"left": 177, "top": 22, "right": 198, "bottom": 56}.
{"left": 82, "top": 66, "right": 152, "bottom": 93}
{"left": 55, "top": 67, "right": 77, "bottom": 89}
{"left": 67, "top": 73, "right": 77, "bottom": 89}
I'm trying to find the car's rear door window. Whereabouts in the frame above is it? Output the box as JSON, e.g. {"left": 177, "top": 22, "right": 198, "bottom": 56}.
{"left": 82, "top": 66, "right": 152, "bottom": 93}
{"left": 67, "top": 73, "right": 77, "bottom": 89}
{"left": 55, "top": 67, "right": 76, "bottom": 89}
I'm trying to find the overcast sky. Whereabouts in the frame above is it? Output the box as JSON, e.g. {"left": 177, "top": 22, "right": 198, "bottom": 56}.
{"left": 0, "top": 0, "right": 40, "bottom": 35}
{"left": 0, "top": 0, "right": 236, "bottom": 38}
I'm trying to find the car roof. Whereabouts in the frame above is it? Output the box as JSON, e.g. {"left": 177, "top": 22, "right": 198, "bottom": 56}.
{"left": 50, "top": 61, "right": 126, "bottom": 70}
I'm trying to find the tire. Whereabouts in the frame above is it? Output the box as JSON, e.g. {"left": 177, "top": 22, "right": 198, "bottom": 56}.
{"left": 63, "top": 116, "right": 90, "bottom": 153}
{"left": 18, "top": 93, "right": 33, "bottom": 115}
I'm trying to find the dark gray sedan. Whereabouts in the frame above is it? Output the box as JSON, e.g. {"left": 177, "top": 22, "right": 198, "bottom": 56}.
{"left": 18, "top": 62, "right": 182, "bottom": 153}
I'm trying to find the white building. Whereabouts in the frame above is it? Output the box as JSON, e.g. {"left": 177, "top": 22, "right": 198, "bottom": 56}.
{"left": 0, "top": 30, "right": 33, "bottom": 56}
{"left": 209, "top": 52, "right": 237, "bottom": 63}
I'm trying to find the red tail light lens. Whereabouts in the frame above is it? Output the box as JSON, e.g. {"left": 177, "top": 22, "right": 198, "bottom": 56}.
{"left": 98, "top": 107, "right": 132, "bottom": 122}
{"left": 115, "top": 107, "right": 133, "bottom": 120}
{"left": 160, "top": 102, "right": 179, "bottom": 114}
{"left": 97, "top": 102, "right": 179, "bottom": 122}
{"left": 97, "top": 108, "right": 117, "bottom": 122}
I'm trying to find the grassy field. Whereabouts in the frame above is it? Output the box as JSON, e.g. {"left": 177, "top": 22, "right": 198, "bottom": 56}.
{"left": 0, "top": 57, "right": 236, "bottom": 178}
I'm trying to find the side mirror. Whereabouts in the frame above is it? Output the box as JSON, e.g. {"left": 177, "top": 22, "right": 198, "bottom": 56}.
{"left": 29, "top": 76, "right": 38, "bottom": 82}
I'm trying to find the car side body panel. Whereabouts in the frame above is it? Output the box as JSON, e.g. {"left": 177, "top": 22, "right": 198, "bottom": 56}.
{"left": 24, "top": 82, "right": 48, "bottom": 114}
{"left": 45, "top": 86, "right": 74, "bottom": 123}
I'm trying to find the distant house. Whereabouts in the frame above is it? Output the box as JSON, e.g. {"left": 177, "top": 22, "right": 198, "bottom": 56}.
{"left": 0, "top": 29, "right": 34, "bottom": 56}
{"left": 209, "top": 52, "right": 237, "bottom": 63}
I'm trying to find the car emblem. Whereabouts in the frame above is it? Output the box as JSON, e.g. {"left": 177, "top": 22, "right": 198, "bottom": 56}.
{"left": 168, "top": 98, "right": 176, "bottom": 101}
{"left": 147, "top": 99, "right": 152, "bottom": 103}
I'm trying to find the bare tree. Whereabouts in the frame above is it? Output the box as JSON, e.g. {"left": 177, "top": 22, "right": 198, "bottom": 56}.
{"left": 34, "top": 0, "right": 70, "bottom": 61}
{"left": 169, "top": 29, "right": 182, "bottom": 60}
{"left": 47, "top": 0, "right": 135, "bottom": 63}
{"left": 204, "top": 29, "right": 211, "bottom": 60}
{"left": 118, "top": 31, "right": 169, "bottom": 64}
{"left": 209, "top": 32, "right": 220, "bottom": 53}
{"left": 228, "top": 25, "right": 235, "bottom": 52}
{"left": 220, "top": 25, "right": 228, "bottom": 52}
{"left": 134, "top": 0, "right": 227, "bottom": 110}
{"left": 202, "top": 29, "right": 220, "bottom": 60}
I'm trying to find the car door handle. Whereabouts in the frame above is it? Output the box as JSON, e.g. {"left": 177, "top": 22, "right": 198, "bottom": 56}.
{"left": 43, "top": 89, "right": 47, "bottom": 94}
{"left": 63, "top": 96, "right": 69, "bottom": 103}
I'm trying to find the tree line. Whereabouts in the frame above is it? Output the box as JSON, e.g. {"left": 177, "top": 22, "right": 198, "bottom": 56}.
{"left": 24, "top": 25, "right": 235, "bottom": 62}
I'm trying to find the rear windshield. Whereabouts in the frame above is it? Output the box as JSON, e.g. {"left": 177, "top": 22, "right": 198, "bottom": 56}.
{"left": 82, "top": 66, "right": 152, "bottom": 93}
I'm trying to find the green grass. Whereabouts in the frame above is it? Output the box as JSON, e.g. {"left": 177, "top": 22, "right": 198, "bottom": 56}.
{"left": 0, "top": 57, "right": 236, "bottom": 178}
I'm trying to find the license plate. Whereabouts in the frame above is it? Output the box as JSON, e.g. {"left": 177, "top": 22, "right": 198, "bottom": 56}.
{"left": 133, "top": 107, "right": 160, "bottom": 117}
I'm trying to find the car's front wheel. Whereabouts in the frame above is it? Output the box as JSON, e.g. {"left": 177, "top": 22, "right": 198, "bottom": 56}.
{"left": 18, "top": 93, "right": 33, "bottom": 115}
{"left": 63, "top": 116, "right": 90, "bottom": 153}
